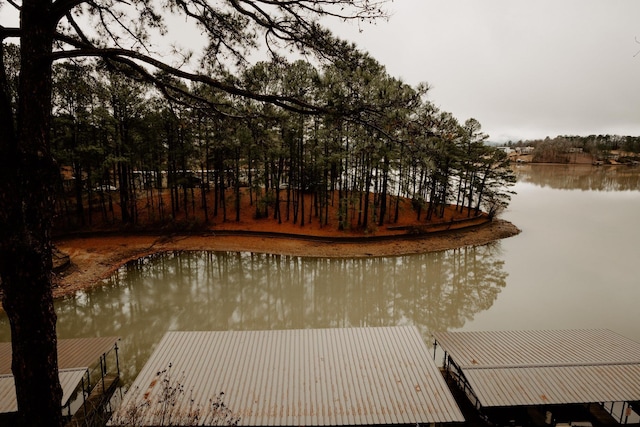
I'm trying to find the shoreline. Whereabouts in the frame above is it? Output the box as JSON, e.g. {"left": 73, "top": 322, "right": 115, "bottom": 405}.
{"left": 52, "top": 219, "right": 521, "bottom": 299}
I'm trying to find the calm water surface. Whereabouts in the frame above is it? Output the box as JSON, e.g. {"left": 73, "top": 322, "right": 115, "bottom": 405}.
{"left": 473, "top": 165, "right": 640, "bottom": 339}
{"left": 1, "top": 164, "right": 639, "bottom": 386}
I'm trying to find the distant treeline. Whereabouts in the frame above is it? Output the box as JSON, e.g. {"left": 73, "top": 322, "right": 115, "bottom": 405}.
{"left": 504, "top": 135, "right": 640, "bottom": 163}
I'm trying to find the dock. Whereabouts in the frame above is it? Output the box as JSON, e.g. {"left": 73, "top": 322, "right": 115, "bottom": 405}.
{"left": 110, "top": 326, "right": 465, "bottom": 426}
{"left": 434, "top": 329, "right": 640, "bottom": 427}
{"left": 66, "top": 373, "right": 120, "bottom": 427}
{"left": 0, "top": 337, "right": 120, "bottom": 425}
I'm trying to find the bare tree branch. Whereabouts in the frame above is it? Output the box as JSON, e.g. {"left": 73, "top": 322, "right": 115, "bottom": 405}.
{"left": 0, "top": 25, "right": 21, "bottom": 41}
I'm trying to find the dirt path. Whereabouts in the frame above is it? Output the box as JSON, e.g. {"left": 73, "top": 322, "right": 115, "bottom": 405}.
{"left": 53, "top": 219, "right": 520, "bottom": 299}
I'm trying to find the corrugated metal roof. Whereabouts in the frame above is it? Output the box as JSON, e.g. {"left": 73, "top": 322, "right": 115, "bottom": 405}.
{"left": 0, "top": 336, "right": 119, "bottom": 374}
{"left": 464, "top": 364, "right": 640, "bottom": 407}
{"left": 0, "top": 337, "right": 119, "bottom": 414}
{"left": 433, "top": 329, "right": 640, "bottom": 408}
{"left": 0, "top": 368, "right": 87, "bottom": 414}
{"left": 433, "top": 329, "right": 640, "bottom": 368}
{"left": 113, "top": 327, "right": 465, "bottom": 426}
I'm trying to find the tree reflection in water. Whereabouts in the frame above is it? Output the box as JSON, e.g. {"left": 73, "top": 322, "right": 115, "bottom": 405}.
{"left": 514, "top": 164, "right": 640, "bottom": 191}
{"left": 35, "top": 247, "right": 507, "bottom": 386}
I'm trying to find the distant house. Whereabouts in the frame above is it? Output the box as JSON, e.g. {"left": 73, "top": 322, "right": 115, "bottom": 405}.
{"left": 516, "top": 146, "right": 535, "bottom": 155}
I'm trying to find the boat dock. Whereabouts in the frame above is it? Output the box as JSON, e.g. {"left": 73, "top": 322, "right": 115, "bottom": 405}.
{"left": 0, "top": 336, "right": 121, "bottom": 425}
{"left": 434, "top": 329, "right": 640, "bottom": 427}
{"left": 110, "top": 326, "right": 465, "bottom": 426}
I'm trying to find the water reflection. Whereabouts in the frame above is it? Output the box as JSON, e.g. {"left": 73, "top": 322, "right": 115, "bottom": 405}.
{"left": 46, "top": 246, "right": 507, "bottom": 385}
{"left": 514, "top": 164, "right": 640, "bottom": 191}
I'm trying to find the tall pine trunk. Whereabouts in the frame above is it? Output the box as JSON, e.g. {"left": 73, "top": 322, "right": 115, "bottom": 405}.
{"left": 0, "top": 2, "right": 63, "bottom": 425}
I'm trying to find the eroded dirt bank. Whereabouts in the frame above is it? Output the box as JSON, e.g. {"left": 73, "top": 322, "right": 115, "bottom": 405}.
{"left": 52, "top": 219, "right": 520, "bottom": 299}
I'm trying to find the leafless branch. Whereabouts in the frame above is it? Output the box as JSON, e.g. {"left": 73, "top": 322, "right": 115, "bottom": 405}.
{"left": 5, "top": 0, "right": 21, "bottom": 10}
{"left": 0, "top": 25, "right": 21, "bottom": 41}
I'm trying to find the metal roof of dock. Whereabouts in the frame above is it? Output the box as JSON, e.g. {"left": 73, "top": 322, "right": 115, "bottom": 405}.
{"left": 433, "top": 329, "right": 640, "bottom": 408}
{"left": 114, "top": 326, "right": 465, "bottom": 426}
{"left": 0, "top": 368, "right": 88, "bottom": 414}
{"left": 0, "top": 336, "right": 120, "bottom": 375}
{"left": 0, "top": 336, "right": 119, "bottom": 414}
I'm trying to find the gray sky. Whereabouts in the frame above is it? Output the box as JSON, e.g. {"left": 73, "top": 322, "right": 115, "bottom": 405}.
{"left": 331, "top": 0, "right": 640, "bottom": 142}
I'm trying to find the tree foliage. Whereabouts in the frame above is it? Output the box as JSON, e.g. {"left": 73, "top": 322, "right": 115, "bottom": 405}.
{"left": 42, "top": 57, "right": 515, "bottom": 233}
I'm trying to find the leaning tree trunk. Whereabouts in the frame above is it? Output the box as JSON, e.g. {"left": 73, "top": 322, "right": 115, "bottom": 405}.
{"left": 0, "top": 2, "right": 63, "bottom": 426}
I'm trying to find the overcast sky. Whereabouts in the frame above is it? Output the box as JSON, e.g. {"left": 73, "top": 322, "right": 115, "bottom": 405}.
{"left": 331, "top": 0, "right": 640, "bottom": 142}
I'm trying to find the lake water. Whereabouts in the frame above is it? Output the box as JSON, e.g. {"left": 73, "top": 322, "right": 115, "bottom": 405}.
{"left": 1, "top": 164, "right": 639, "bottom": 386}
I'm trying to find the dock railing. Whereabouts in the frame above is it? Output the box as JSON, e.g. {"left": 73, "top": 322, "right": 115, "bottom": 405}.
{"left": 64, "top": 342, "right": 121, "bottom": 427}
